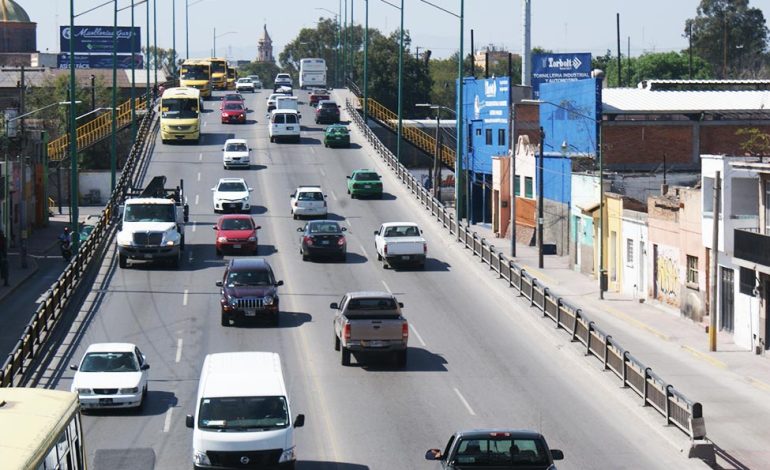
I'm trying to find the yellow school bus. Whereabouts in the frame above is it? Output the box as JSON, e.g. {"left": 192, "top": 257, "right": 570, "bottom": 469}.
{"left": 226, "top": 66, "right": 237, "bottom": 90}
{"left": 160, "top": 86, "right": 201, "bottom": 144}
{"left": 208, "top": 57, "right": 228, "bottom": 90}
{"left": 179, "top": 59, "right": 211, "bottom": 98}
{"left": 1, "top": 388, "right": 88, "bottom": 470}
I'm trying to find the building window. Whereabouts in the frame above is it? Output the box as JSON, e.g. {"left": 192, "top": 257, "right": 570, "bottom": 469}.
{"left": 626, "top": 239, "right": 634, "bottom": 267}
{"left": 475, "top": 128, "right": 482, "bottom": 136}
{"left": 524, "top": 176, "right": 533, "bottom": 198}
{"left": 740, "top": 267, "right": 756, "bottom": 296}
{"left": 686, "top": 255, "right": 699, "bottom": 289}
{"left": 485, "top": 128, "right": 492, "bottom": 145}
{"left": 498, "top": 128, "right": 505, "bottom": 146}
{"left": 514, "top": 175, "right": 520, "bottom": 196}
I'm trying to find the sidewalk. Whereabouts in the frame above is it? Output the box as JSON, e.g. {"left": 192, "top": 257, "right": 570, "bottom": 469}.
{"left": 469, "top": 222, "right": 770, "bottom": 468}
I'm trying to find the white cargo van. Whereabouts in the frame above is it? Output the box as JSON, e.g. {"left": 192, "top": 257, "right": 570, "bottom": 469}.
{"left": 186, "top": 352, "right": 305, "bottom": 469}
{"left": 269, "top": 109, "right": 301, "bottom": 143}
{"left": 275, "top": 95, "right": 299, "bottom": 113}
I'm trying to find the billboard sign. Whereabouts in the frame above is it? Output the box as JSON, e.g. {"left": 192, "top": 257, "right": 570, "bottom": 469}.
{"left": 531, "top": 53, "right": 592, "bottom": 98}
{"left": 60, "top": 26, "right": 140, "bottom": 54}
{"left": 57, "top": 53, "right": 143, "bottom": 69}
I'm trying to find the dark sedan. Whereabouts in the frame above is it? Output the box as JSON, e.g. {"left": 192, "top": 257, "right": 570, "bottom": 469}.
{"left": 216, "top": 258, "right": 283, "bottom": 326}
{"left": 298, "top": 220, "right": 347, "bottom": 261}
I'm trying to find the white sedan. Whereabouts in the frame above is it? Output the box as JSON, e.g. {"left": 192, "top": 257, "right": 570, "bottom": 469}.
{"left": 70, "top": 343, "right": 150, "bottom": 411}
{"left": 212, "top": 177, "right": 253, "bottom": 213}
{"left": 222, "top": 138, "right": 251, "bottom": 169}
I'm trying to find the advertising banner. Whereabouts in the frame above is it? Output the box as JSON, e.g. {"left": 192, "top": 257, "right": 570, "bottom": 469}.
{"left": 531, "top": 53, "right": 592, "bottom": 98}
{"left": 60, "top": 26, "right": 140, "bottom": 54}
{"left": 460, "top": 76, "right": 510, "bottom": 174}
{"left": 57, "top": 53, "right": 144, "bottom": 69}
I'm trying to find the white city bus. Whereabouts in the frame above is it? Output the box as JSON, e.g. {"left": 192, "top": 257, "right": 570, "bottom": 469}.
{"left": 299, "top": 58, "right": 327, "bottom": 89}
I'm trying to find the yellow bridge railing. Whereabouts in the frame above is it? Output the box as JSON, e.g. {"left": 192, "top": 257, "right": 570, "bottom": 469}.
{"left": 48, "top": 97, "right": 147, "bottom": 162}
{"left": 364, "top": 98, "right": 456, "bottom": 170}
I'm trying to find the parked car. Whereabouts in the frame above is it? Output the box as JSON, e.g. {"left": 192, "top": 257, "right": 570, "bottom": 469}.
{"left": 235, "top": 77, "right": 255, "bottom": 93}
{"left": 315, "top": 100, "right": 340, "bottom": 124}
{"left": 331, "top": 291, "right": 408, "bottom": 367}
{"left": 214, "top": 214, "right": 260, "bottom": 256}
{"left": 212, "top": 177, "right": 252, "bottom": 213}
{"left": 324, "top": 124, "right": 350, "bottom": 148}
{"left": 216, "top": 258, "right": 283, "bottom": 326}
{"left": 373, "top": 222, "right": 427, "bottom": 269}
{"left": 297, "top": 220, "right": 347, "bottom": 261}
{"left": 425, "top": 429, "right": 564, "bottom": 469}
{"left": 69, "top": 342, "right": 150, "bottom": 411}
{"left": 290, "top": 185, "right": 327, "bottom": 219}
{"left": 309, "top": 89, "right": 330, "bottom": 107}
{"left": 222, "top": 138, "right": 251, "bottom": 169}
{"left": 220, "top": 101, "right": 247, "bottom": 124}
{"left": 347, "top": 169, "right": 382, "bottom": 198}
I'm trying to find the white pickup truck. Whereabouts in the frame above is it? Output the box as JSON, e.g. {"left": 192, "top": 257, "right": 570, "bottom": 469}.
{"left": 373, "top": 222, "right": 427, "bottom": 269}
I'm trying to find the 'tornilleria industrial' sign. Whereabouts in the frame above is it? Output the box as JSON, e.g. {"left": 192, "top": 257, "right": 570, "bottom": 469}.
{"left": 531, "top": 53, "right": 592, "bottom": 98}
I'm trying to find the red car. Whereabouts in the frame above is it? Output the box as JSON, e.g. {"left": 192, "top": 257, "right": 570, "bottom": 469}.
{"left": 214, "top": 214, "right": 261, "bottom": 256}
{"left": 221, "top": 101, "right": 247, "bottom": 124}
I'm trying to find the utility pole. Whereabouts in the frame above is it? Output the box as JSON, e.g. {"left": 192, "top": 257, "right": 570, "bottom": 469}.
{"left": 538, "top": 126, "right": 545, "bottom": 269}
{"left": 90, "top": 74, "right": 96, "bottom": 111}
{"left": 710, "top": 171, "right": 721, "bottom": 351}
{"left": 433, "top": 108, "right": 441, "bottom": 199}
{"left": 509, "top": 53, "right": 516, "bottom": 258}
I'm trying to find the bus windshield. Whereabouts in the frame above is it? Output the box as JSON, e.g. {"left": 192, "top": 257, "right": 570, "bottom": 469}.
{"left": 210, "top": 61, "right": 226, "bottom": 74}
{"left": 181, "top": 65, "right": 209, "bottom": 80}
{"left": 161, "top": 98, "right": 199, "bottom": 119}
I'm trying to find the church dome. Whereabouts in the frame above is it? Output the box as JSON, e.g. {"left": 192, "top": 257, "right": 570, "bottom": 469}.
{"left": 0, "top": 0, "right": 31, "bottom": 23}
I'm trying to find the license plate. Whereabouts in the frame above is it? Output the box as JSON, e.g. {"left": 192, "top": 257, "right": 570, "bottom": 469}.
{"left": 321, "top": 240, "right": 330, "bottom": 245}
{"left": 244, "top": 308, "right": 256, "bottom": 316}
{"left": 287, "top": 126, "right": 294, "bottom": 130}
{"left": 401, "top": 255, "right": 410, "bottom": 260}
{"left": 99, "top": 398, "right": 113, "bottom": 405}
{"left": 144, "top": 254, "right": 153, "bottom": 259}
{"left": 367, "top": 340, "right": 384, "bottom": 347}
{"left": 364, "top": 185, "right": 371, "bottom": 189}
{"left": 233, "top": 244, "right": 241, "bottom": 249}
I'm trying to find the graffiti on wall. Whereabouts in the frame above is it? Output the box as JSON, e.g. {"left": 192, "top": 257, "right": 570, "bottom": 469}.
{"left": 655, "top": 246, "right": 680, "bottom": 306}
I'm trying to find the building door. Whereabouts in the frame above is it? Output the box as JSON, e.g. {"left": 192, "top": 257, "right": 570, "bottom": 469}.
{"left": 574, "top": 216, "right": 581, "bottom": 269}
{"left": 652, "top": 244, "right": 659, "bottom": 299}
{"left": 639, "top": 241, "right": 646, "bottom": 297}
{"left": 720, "top": 267, "right": 735, "bottom": 332}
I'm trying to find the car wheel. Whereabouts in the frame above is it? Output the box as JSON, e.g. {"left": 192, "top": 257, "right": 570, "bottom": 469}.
{"left": 341, "top": 348, "right": 351, "bottom": 366}
{"left": 339, "top": 252, "right": 346, "bottom": 262}
{"left": 396, "top": 350, "right": 408, "bottom": 367}
{"left": 324, "top": 143, "right": 328, "bottom": 147}
{"left": 253, "top": 245, "right": 259, "bottom": 256}
{"left": 221, "top": 310, "right": 230, "bottom": 327}
{"left": 180, "top": 236, "right": 185, "bottom": 251}
{"left": 292, "top": 213, "right": 298, "bottom": 220}
{"left": 216, "top": 247, "right": 223, "bottom": 257}
{"left": 119, "top": 254, "right": 127, "bottom": 268}
{"left": 270, "top": 136, "right": 274, "bottom": 143}
{"left": 377, "top": 252, "right": 382, "bottom": 261}
{"left": 271, "top": 312, "right": 280, "bottom": 327}
{"left": 171, "top": 252, "right": 181, "bottom": 269}
{"left": 334, "top": 333, "right": 340, "bottom": 351}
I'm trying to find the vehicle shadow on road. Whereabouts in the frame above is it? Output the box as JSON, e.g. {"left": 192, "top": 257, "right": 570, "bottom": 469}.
{"left": 82, "top": 390, "right": 177, "bottom": 417}
{"left": 204, "top": 133, "right": 236, "bottom": 146}
{"left": 356, "top": 192, "right": 396, "bottom": 201}
{"left": 233, "top": 311, "right": 311, "bottom": 329}
{"left": 248, "top": 205, "right": 268, "bottom": 215}
{"left": 357, "top": 347, "right": 448, "bottom": 372}
{"left": 389, "top": 258, "right": 450, "bottom": 272}
{"left": 300, "top": 137, "right": 322, "bottom": 145}
{"left": 296, "top": 462, "right": 369, "bottom": 470}
{"left": 323, "top": 212, "right": 347, "bottom": 222}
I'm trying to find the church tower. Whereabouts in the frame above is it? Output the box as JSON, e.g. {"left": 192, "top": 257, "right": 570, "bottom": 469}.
{"left": 257, "top": 25, "right": 274, "bottom": 63}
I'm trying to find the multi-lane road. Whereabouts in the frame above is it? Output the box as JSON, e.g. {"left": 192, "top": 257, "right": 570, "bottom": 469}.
{"left": 43, "top": 87, "right": 706, "bottom": 469}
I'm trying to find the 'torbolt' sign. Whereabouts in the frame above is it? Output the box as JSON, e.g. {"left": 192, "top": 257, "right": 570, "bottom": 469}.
{"left": 531, "top": 52, "right": 592, "bottom": 98}
{"left": 60, "top": 26, "right": 141, "bottom": 54}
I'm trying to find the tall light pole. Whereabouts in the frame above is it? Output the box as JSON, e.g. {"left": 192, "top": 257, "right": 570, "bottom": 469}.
{"left": 343, "top": 0, "right": 347, "bottom": 85}
{"left": 153, "top": 0, "right": 158, "bottom": 91}
{"left": 397, "top": 0, "right": 404, "bottom": 163}
{"left": 316, "top": 8, "right": 340, "bottom": 88}
{"left": 172, "top": 0, "right": 176, "bottom": 80}
{"left": 213, "top": 29, "right": 236, "bottom": 58}
{"left": 538, "top": 126, "right": 545, "bottom": 268}
{"left": 185, "top": 0, "right": 189, "bottom": 58}
{"left": 363, "top": 0, "right": 369, "bottom": 120}
{"left": 111, "top": 0, "right": 118, "bottom": 191}
{"left": 130, "top": 0, "right": 137, "bottom": 143}
{"left": 146, "top": 0, "right": 151, "bottom": 104}
{"left": 68, "top": 0, "right": 78, "bottom": 244}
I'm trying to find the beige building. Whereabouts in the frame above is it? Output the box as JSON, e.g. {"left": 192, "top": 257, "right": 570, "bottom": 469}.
{"left": 257, "top": 25, "right": 274, "bottom": 63}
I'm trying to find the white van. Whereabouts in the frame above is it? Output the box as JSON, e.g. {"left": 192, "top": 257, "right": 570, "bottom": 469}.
{"left": 269, "top": 109, "right": 301, "bottom": 143}
{"left": 275, "top": 96, "right": 299, "bottom": 113}
{"left": 186, "top": 352, "right": 305, "bottom": 469}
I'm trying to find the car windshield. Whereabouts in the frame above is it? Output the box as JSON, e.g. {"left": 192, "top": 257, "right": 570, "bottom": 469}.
{"left": 224, "top": 94, "right": 242, "bottom": 101}
{"left": 321, "top": 102, "right": 337, "bottom": 109}
{"left": 80, "top": 352, "right": 139, "bottom": 372}
{"left": 224, "top": 103, "right": 244, "bottom": 111}
{"left": 220, "top": 218, "right": 253, "bottom": 230}
{"left": 383, "top": 225, "right": 419, "bottom": 237}
{"left": 328, "top": 127, "right": 348, "bottom": 135}
{"left": 218, "top": 182, "right": 246, "bottom": 192}
{"left": 453, "top": 437, "right": 549, "bottom": 467}
{"left": 297, "top": 191, "right": 323, "bottom": 201}
{"left": 308, "top": 222, "right": 340, "bottom": 234}
{"left": 237, "top": 78, "right": 251, "bottom": 83}
{"left": 198, "top": 396, "right": 288, "bottom": 431}
{"left": 354, "top": 172, "right": 378, "bottom": 181}
{"left": 225, "top": 142, "right": 247, "bottom": 152}
{"left": 124, "top": 203, "right": 175, "bottom": 222}
{"left": 161, "top": 98, "right": 198, "bottom": 119}
{"left": 226, "top": 269, "right": 273, "bottom": 286}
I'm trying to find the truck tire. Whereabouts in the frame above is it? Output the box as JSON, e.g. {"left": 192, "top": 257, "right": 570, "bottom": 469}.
{"left": 341, "top": 348, "right": 351, "bottom": 366}
{"left": 271, "top": 311, "right": 280, "bottom": 327}
{"left": 396, "top": 350, "right": 408, "bottom": 368}
{"left": 119, "top": 254, "right": 127, "bottom": 268}
{"left": 180, "top": 235, "right": 185, "bottom": 251}
{"left": 221, "top": 310, "right": 230, "bottom": 327}
{"left": 377, "top": 251, "right": 382, "bottom": 261}
{"left": 334, "top": 334, "right": 340, "bottom": 351}
{"left": 171, "top": 252, "right": 181, "bottom": 269}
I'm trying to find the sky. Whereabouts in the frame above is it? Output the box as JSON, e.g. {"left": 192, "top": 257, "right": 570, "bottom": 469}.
{"left": 23, "top": 0, "right": 770, "bottom": 62}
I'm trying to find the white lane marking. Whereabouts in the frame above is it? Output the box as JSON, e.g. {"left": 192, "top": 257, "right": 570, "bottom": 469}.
{"left": 203, "top": 121, "right": 208, "bottom": 127}
{"left": 183, "top": 289, "right": 189, "bottom": 306}
{"left": 175, "top": 338, "right": 183, "bottom": 363}
{"left": 381, "top": 280, "right": 391, "bottom": 293}
{"left": 311, "top": 147, "right": 317, "bottom": 155}
{"left": 197, "top": 172, "right": 201, "bottom": 181}
{"left": 198, "top": 153, "right": 202, "bottom": 161}
{"left": 358, "top": 242, "right": 367, "bottom": 255}
{"left": 194, "top": 194, "right": 199, "bottom": 205}
{"left": 320, "top": 168, "right": 325, "bottom": 177}
{"left": 409, "top": 324, "right": 427, "bottom": 347}
{"left": 162, "top": 406, "right": 174, "bottom": 433}
{"left": 330, "top": 190, "right": 338, "bottom": 201}
{"left": 192, "top": 221, "right": 197, "bottom": 233}
{"left": 345, "top": 219, "right": 352, "bottom": 228}
{"left": 454, "top": 388, "right": 476, "bottom": 416}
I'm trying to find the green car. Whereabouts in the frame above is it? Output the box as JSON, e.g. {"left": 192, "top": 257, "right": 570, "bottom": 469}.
{"left": 347, "top": 169, "right": 383, "bottom": 199}
{"left": 324, "top": 124, "right": 350, "bottom": 148}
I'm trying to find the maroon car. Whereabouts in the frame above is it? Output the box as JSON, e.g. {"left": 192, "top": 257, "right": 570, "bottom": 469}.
{"left": 309, "top": 90, "right": 330, "bottom": 107}
{"left": 214, "top": 214, "right": 260, "bottom": 256}
{"left": 216, "top": 258, "right": 283, "bottom": 326}
{"left": 221, "top": 101, "right": 247, "bottom": 124}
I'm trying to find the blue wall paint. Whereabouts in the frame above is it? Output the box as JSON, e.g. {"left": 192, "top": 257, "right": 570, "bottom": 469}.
{"left": 539, "top": 78, "right": 601, "bottom": 156}
{"left": 542, "top": 153, "right": 572, "bottom": 205}
{"left": 459, "top": 76, "right": 510, "bottom": 174}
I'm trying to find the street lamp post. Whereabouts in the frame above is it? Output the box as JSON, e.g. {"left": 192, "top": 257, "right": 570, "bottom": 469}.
{"left": 416, "top": 103, "right": 456, "bottom": 199}
{"left": 111, "top": 0, "right": 117, "bottom": 191}
{"left": 363, "top": 0, "right": 369, "bottom": 121}
{"left": 153, "top": 0, "right": 158, "bottom": 91}
{"left": 397, "top": 0, "right": 404, "bottom": 163}
{"left": 315, "top": 8, "right": 340, "bottom": 88}
{"left": 213, "top": 29, "right": 236, "bottom": 58}
{"left": 68, "top": 0, "right": 78, "bottom": 243}
{"left": 538, "top": 126, "right": 545, "bottom": 269}
{"left": 146, "top": 0, "right": 151, "bottom": 104}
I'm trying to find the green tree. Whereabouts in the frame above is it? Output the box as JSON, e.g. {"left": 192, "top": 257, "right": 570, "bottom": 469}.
{"left": 237, "top": 61, "right": 281, "bottom": 88}
{"left": 685, "top": 0, "right": 769, "bottom": 78}
{"left": 142, "top": 46, "right": 178, "bottom": 78}
{"left": 737, "top": 128, "right": 770, "bottom": 155}
{"left": 279, "top": 18, "right": 352, "bottom": 86}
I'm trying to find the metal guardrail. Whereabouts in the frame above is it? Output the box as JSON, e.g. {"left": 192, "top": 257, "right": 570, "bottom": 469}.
{"left": 48, "top": 97, "right": 148, "bottom": 161}
{"left": 0, "top": 104, "right": 158, "bottom": 388}
{"left": 344, "top": 97, "right": 707, "bottom": 442}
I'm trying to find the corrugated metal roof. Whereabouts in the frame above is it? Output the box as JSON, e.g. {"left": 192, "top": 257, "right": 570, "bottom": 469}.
{"left": 602, "top": 88, "right": 770, "bottom": 114}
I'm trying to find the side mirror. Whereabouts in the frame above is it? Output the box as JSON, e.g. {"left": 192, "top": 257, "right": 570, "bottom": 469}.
{"left": 329, "top": 302, "right": 338, "bottom": 309}
{"left": 425, "top": 449, "right": 441, "bottom": 461}
{"left": 186, "top": 414, "right": 194, "bottom": 428}
{"left": 140, "top": 363, "right": 150, "bottom": 371}
{"left": 275, "top": 280, "right": 284, "bottom": 287}
{"left": 255, "top": 225, "right": 262, "bottom": 230}
{"left": 346, "top": 176, "right": 351, "bottom": 179}
{"left": 215, "top": 281, "right": 223, "bottom": 287}
{"left": 341, "top": 227, "right": 347, "bottom": 232}
{"left": 211, "top": 188, "right": 216, "bottom": 191}
{"left": 293, "top": 414, "right": 305, "bottom": 428}
{"left": 373, "top": 230, "right": 379, "bottom": 235}
{"left": 550, "top": 449, "right": 564, "bottom": 461}
{"left": 249, "top": 148, "right": 253, "bottom": 151}
{"left": 248, "top": 188, "right": 254, "bottom": 192}
{"left": 398, "top": 302, "right": 404, "bottom": 308}
{"left": 69, "top": 364, "right": 78, "bottom": 371}
{"left": 117, "top": 222, "right": 122, "bottom": 231}
{"left": 296, "top": 227, "right": 304, "bottom": 232}
{"left": 212, "top": 225, "right": 217, "bottom": 230}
